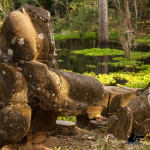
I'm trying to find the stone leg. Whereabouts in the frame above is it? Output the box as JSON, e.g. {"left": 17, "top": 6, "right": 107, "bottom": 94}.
{"left": 29, "top": 109, "right": 59, "bottom": 132}
{"left": 0, "top": 103, "right": 31, "bottom": 145}
{"left": 106, "top": 106, "right": 133, "bottom": 140}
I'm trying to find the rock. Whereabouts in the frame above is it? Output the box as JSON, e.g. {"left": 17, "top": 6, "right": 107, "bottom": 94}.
{"left": 101, "top": 86, "right": 138, "bottom": 116}
{"left": 0, "top": 5, "right": 57, "bottom": 68}
{"left": 127, "top": 88, "right": 150, "bottom": 136}
{"left": 29, "top": 109, "right": 59, "bottom": 132}
{"left": 1, "top": 145, "right": 18, "bottom": 150}
{"left": 18, "top": 145, "right": 34, "bottom": 150}
{"left": 76, "top": 114, "right": 90, "bottom": 129}
{"left": 0, "top": 63, "right": 28, "bottom": 106}
{"left": 1, "top": 10, "right": 37, "bottom": 61}
{"left": 32, "top": 132, "right": 47, "bottom": 144}
{"left": 26, "top": 133, "right": 33, "bottom": 145}
{"left": 106, "top": 106, "right": 133, "bottom": 140}
{"left": 56, "top": 120, "right": 79, "bottom": 136}
{"left": 44, "top": 136, "right": 59, "bottom": 148}
{"left": 87, "top": 119, "right": 107, "bottom": 130}
{"left": 0, "top": 5, "right": 105, "bottom": 145}
{"left": 33, "top": 144, "right": 52, "bottom": 150}
{"left": 87, "top": 106, "right": 103, "bottom": 119}
{"left": 0, "top": 64, "right": 31, "bottom": 145}
{"left": 20, "top": 61, "right": 104, "bottom": 117}
{"left": 0, "top": 103, "right": 31, "bottom": 145}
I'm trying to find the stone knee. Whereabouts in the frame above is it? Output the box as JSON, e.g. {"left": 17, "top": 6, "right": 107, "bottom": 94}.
{"left": 0, "top": 103, "right": 31, "bottom": 145}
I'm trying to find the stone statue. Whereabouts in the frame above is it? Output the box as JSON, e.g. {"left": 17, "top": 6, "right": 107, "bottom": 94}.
{"left": 0, "top": 4, "right": 57, "bottom": 68}
{"left": 0, "top": 5, "right": 104, "bottom": 145}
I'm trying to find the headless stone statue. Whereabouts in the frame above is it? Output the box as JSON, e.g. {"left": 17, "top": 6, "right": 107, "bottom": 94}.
{"left": 0, "top": 4, "right": 57, "bottom": 68}
{"left": 0, "top": 5, "right": 104, "bottom": 145}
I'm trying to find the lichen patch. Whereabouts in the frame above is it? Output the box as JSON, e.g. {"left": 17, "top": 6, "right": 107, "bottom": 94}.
{"left": 18, "top": 38, "right": 24, "bottom": 45}
{"left": 39, "top": 33, "right": 44, "bottom": 40}
{"left": 8, "top": 49, "right": 13, "bottom": 56}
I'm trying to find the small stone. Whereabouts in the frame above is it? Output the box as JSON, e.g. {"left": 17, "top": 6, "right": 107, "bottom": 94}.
{"left": 44, "top": 136, "right": 59, "bottom": 148}
{"left": 32, "top": 132, "right": 47, "bottom": 144}
{"left": 56, "top": 120, "right": 76, "bottom": 126}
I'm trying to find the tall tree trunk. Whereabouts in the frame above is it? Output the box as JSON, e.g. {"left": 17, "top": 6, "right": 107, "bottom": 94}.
{"left": 98, "top": 0, "right": 109, "bottom": 74}
{"left": 99, "top": 0, "right": 108, "bottom": 47}
{"left": 54, "top": 0, "right": 59, "bottom": 17}
{"left": 134, "top": 0, "right": 138, "bottom": 34}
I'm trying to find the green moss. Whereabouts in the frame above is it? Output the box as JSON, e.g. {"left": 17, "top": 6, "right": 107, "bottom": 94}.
{"left": 71, "top": 48, "right": 124, "bottom": 56}
{"left": 57, "top": 116, "right": 76, "bottom": 122}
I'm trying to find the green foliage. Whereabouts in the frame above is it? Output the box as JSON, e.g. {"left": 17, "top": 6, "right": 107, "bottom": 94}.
{"left": 54, "top": 31, "right": 120, "bottom": 41}
{"left": 57, "top": 116, "right": 76, "bottom": 122}
{"left": 71, "top": 48, "right": 124, "bottom": 56}
{"left": 86, "top": 65, "right": 96, "bottom": 69}
{"left": 13, "top": 0, "right": 39, "bottom": 9}
{"left": 84, "top": 71, "right": 150, "bottom": 89}
{"left": 137, "top": 35, "right": 150, "bottom": 46}
{"left": 70, "top": 5, "right": 98, "bottom": 36}
{"left": 109, "top": 32, "right": 120, "bottom": 40}
{"left": 54, "top": 32, "right": 80, "bottom": 41}
{"left": 58, "top": 59, "right": 64, "bottom": 63}
{"left": 0, "top": 1, "right": 14, "bottom": 20}
{"left": 109, "top": 60, "right": 143, "bottom": 68}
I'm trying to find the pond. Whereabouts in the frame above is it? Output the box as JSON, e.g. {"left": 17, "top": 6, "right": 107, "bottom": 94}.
{"left": 56, "top": 39, "right": 150, "bottom": 74}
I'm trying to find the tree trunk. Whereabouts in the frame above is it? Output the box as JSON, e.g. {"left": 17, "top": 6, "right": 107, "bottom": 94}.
{"left": 99, "top": 0, "right": 108, "bottom": 46}
{"left": 54, "top": 0, "right": 59, "bottom": 17}
{"left": 114, "top": 0, "right": 136, "bottom": 58}
{"left": 134, "top": 0, "right": 138, "bottom": 34}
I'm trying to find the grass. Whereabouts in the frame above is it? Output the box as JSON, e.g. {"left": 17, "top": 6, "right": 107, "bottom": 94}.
{"left": 54, "top": 31, "right": 120, "bottom": 41}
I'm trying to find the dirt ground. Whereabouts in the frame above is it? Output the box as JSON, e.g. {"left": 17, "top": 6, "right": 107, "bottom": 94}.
{"left": 1, "top": 128, "right": 150, "bottom": 150}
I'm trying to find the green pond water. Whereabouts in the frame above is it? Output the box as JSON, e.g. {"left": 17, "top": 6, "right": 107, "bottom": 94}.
{"left": 56, "top": 39, "right": 150, "bottom": 74}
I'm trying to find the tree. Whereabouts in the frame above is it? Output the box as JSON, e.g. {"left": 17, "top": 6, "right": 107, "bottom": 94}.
{"left": 71, "top": 6, "right": 98, "bottom": 38}
{"left": 114, "top": 0, "right": 136, "bottom": 58}
{"left": 99, "top": 0, "right": 108, "bottom": 47}
{"left": 98, "top": 0, "right": 109, "bottom": 74}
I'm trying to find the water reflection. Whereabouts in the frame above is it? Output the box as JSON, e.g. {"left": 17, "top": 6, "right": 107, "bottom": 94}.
{"left": 56, "top": 39, "right": 150, "bottom": 74}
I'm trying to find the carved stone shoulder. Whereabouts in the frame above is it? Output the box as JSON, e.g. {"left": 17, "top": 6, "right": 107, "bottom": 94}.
{"left": 18, "top": 4, "right": 50, "bottom": 22}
